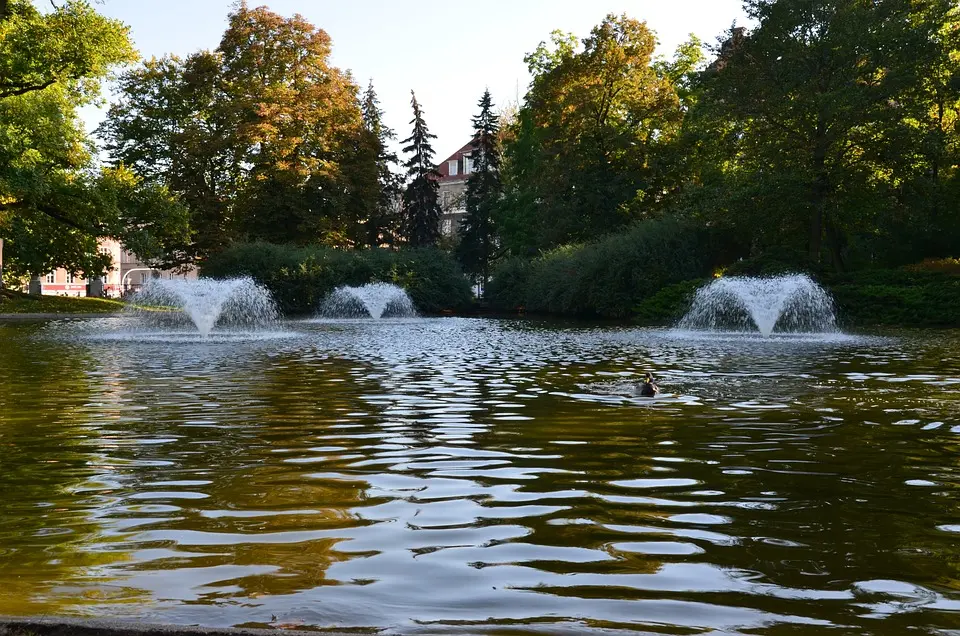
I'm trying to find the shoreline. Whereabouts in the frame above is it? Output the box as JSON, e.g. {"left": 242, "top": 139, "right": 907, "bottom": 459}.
{"left": 0, "top": 617, "right": 351, "bottom": 636}
{"left": 0, "top": 312, "right": 122, "bottom": 320}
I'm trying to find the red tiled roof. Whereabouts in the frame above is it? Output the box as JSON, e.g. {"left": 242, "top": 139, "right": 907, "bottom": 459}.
{"left": 436, "top": 140, "right": 475, "bottom": 182}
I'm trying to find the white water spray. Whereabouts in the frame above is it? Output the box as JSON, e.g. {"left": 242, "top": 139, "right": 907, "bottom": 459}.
{"left": 128, "top": 277, "right": 279, "bottom": 337}
{"left": 319, "top": 283, "right": 417, "bottom": 319}
{"left": 677, "top": 274, "right": 838, "bottom": 337}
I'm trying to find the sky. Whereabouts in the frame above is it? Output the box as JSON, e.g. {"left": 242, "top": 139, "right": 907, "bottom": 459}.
{"left": 81, "top": 0, "right": 748, "bottom": 161}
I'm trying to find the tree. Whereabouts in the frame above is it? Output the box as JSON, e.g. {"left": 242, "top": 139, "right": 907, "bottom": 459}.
{"left": 0, "top": 0, "right": 135, "bottom": 101}
{"left": 400, "top": 91, "right": 442, "bottom": 247}
{"left": 101, "top": 2, "right": 371, "bottom": 255}
{"left": 880, "top": 2, "right": 960, "bottom": 262}
{"left": 100, "top": 52, "right": 241, "bottom": 258}
{"left": 0, "top": 0, "right": 190, "bottom": 279}
{"left": 457, "top": 89, "right": 502, "bottom": 293}
{"left": 359, "top": 81, "right": 403, "bottom": 247}
{"left": 218, "top": 2, "right": 366, "bottom": 246}
{"left": 694, "top": 0, "right": 957, "bottom": 268}
{"left": 498, "top": 15, "right": 683, "bottom": 253}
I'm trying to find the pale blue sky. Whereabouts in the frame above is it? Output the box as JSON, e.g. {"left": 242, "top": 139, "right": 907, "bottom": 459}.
{"left": 82, "top": 0, "right": 747, "bottom": 161}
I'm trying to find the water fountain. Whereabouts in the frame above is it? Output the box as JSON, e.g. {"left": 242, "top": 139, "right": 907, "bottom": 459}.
{"left": 319, "top": 283, "right": 417, "bottom": 319}
{"left": 128, "top": 277, "right": 279, "bottom": 337}
{"left": 677, "top": 274, "right": 838, "bottom": 337}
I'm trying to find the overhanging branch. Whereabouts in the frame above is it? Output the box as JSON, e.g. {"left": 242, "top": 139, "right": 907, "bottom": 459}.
{"left": 0, "top": 200, "right": 106, "bottom": 235}
{"left": 0, "top": 79, "right": 57, "bottom": 99}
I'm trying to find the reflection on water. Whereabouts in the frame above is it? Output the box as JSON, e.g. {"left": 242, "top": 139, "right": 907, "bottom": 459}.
{"left": 0, "top": 317, "right": 959, "bottom": 634}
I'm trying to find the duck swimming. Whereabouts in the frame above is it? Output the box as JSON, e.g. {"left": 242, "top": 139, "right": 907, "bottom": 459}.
{"left": 639, "top": 372, "right": 659, "bottom": 397}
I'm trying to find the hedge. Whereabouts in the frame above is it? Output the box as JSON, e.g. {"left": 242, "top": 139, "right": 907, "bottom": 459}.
{"left": 200, "top": 243, "right": 472, "bottom": 316}
{"left": 486, "top": 217, "right": 714, "bottom": 319}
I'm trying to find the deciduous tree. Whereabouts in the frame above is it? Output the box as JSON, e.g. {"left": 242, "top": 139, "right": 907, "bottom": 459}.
{"left": 498, "top": 15, "right": 683, "bottom": 253}
{"left": 0, "top": 0, "right": 190, "bottom": 279}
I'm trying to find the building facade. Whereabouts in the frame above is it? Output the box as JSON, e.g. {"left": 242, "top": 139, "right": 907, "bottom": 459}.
{"left": 436, "top": 141, "right": 475, "bottom": 237}
{"left": 32, "top": 238, "right": 195, "bottom": 298}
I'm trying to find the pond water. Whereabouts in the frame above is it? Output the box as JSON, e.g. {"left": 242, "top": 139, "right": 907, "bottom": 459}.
{"left": 0, "top": 317, "right": 959, "bottom": 634}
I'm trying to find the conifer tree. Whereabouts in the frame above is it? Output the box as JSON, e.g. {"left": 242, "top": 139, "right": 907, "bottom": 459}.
{"left": 400, "top": 91, "right": 442, "bottom": 247}
{"left": 457, "top": 89, "right": 502, "bottom": 294}
{"left": 361, "top": 81, "right": 402, "bottom": 247}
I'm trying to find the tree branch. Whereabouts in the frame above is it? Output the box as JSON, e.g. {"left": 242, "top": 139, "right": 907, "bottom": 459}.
{"left": 0, "top": 200, "right": 106, "bottom": 235}
{"left": 0, "top": 79, "right": 58, "bottom": 100}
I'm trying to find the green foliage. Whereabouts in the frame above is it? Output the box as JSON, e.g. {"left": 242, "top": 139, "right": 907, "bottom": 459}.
{"left": 0, "top": 1, "right": 189, "bottom": 278}
{"left": 905, "top": 258, "right": 960, "bottom": 275}
{"left": 723, "top": 249, "right": 821, "bottom": 278}
{"left": 360, "top": 81, "right": 403, "bottom": 247}
{"left": 689, "top": 0, "right": 959, "bottom": 268}
{"left": 400, "top": 92, "right": 442, "bottom": 247}
{"left": 826, "top": 270, "right": 960, "bottom": 327}
{"left": 457, "top": 89, "right": 502, "bottom": 285}
{"left": 484, "top": 257, "right": 530, "bottom": 311}
{"left": 100, "top": 3, "right": 373, "bottom": 256}
{"left": 201, "top": 243, "right": 472, "bottom": 316}
{"left": 632, "top": 278, "right": 708, "bottom": 325}
{"left": 0, "top": 0, "right": 136, "bottom": 102}
{"left": 487, "top": 217, "right": 712, "bottom": 318}
{"left": 496, "top": 14, "right": 684, "bottom": 255}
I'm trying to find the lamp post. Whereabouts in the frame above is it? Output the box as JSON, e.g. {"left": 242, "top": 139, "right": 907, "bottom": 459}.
{"left": 121, "top": 267, "right": 159, "bottom": 295}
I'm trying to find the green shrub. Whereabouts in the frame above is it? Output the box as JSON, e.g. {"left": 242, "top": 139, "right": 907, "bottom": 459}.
{"left": 633, "top": 278, "right": 709, "bottom": 325}
{"left": 825, "top": 269, "right": 960, "bottom": 327}
{"left": 723, "top": 248, "right": 822, "bottom": 277}
{"left": 483, "top": 256, "right": 531, "bottom": 311}
{"left": 201, "top": 243, "right": 472, "bottom": 316}
{"left": 487, "top": 217, "right": 713, "bottom": 318}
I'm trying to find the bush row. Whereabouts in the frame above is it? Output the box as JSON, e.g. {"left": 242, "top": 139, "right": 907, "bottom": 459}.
{"left": 201, "top": 243, "right": 473, "bottom": 316}
{"left": 485, "top": 217, "right": 715, "bottom": 319}
{"left": 826, "top": 269, "right": 960, "bottom": 328}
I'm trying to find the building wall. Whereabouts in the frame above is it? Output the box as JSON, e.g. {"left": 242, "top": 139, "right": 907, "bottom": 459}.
{"left": 35, "top": 238, "right": 195, "bottom": 297}
{"left": 439, "top": 179, "right": 467, "bottom": 237}
{"left": 436, "top": 140, "right": 476, "bottom": 237}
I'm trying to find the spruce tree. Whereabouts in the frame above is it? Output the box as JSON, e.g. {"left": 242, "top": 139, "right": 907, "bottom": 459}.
{"left": 361, "top": 81, "right": 402, "bottom": 247}
{"left": 400, "top": 91, "right": 442, "bottom": 247}
{"left": 457, "top": 89, "right": 502, "bottom": 294}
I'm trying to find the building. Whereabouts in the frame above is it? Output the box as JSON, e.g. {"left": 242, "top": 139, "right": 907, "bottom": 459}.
{"left": 436, "top": 141, "right": 475, "bottom": 237}
{"left": 32, "top": 238, "right": 195, "bottom": 298}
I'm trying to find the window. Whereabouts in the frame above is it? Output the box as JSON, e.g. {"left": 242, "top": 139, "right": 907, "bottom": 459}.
{"left": 463, "top": 156, "right": 473, "bottom": 175}
{"left": 441, "top": 191, "right": 450, "bottom": 208}
{"left": 66, "top": 272, "right": 75, "bottom": 284}
{"left": 442, "top": 219, "right": 453, "bottom": 235}
{"left": 448, "top": 160, "right": 458, "bottom": 176}
{"left": 45, "top": 272, "right": 55, "bottom": 284}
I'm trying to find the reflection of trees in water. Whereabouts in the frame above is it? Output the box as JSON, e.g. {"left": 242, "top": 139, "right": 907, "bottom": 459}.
{"left": 3, "top": 320, "right": 960, "bottom": 628}
{"left": 0, "top": 324, "right": 142, "bottom": 614}
{"left": 75, "top": 350, "right": 378, "bottom": 601}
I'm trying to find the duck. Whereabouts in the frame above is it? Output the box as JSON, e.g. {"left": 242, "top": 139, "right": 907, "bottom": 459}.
{"left": 639, "top": 372, "right": 660, "bottom": 397}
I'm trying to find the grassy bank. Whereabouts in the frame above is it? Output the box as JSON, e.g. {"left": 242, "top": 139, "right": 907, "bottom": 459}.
{"left": 0, "top": 290, "right": 125, "bottom": 315}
